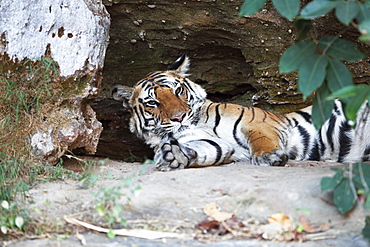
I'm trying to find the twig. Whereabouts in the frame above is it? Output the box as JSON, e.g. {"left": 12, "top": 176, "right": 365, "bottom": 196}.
{"left": 358, "top": 163, "right": 369, "bottom": 195}
{"left": 64, "top": 216, "right": 187, "bottom": 240}
{"left": 305, "top": 231, "right": 337, "bottom": 241}
{"left": 348, "top": 163, "right": 359, "bottom": 201}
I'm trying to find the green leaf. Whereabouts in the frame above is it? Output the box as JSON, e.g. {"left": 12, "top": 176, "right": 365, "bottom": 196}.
{"left": 8, "top": 215, "right": 15, "bottom": 226}
{"left": 1, "top": 201, "right": 9, "bottom": 210}
{"left": 300, "top": 0, "right": 338, "bottom": 19}
{"left": 357, "top": 2, "right": 370, "bottom": 23}
{"left": 326, "top": 59, "right": 353, "bottom": 92}
{"left": 363, "top": 195, "right": 370, "bottom": 211}
{"left": 271, "top": 0, "right": 300, "bottom": 21}
{"left": 357, "top": 189, "right": 366, "bottom": 196}
{"left": 279, "top": 40, "right": 316, "bottom": 73}
{"left": 312, "top": 83, "right": 334, "bottom": 129}
{"left": 15, "top": 216, "right": 24, "bottom": 229}
{"left": 363, "top": 216, "right": 370, "bottom": 241}
{"left": 330, "top": 167, "right": 344, "bottom": 172}
{"left": 133, "top": 185, "right": 142, "bottom": 197}
{"left": 112, "top": 205, "right": 122, "bottom": 218}
{"left": 108, "top": 216, "right": 115, "bottom": 225}
{"left": 359, "top": 20, "right": 370, "bottom": 44}
{"left": 327, "top": 85, "right": 358, "bottom": 100}
{"left": 335, "top": 1, "right": 360, "bottom": 26}
{"left": 321, "top": 177, "right": 337, "bottom": 192}
{"left": 359, "top": 34, "right": 370, "bottom": 45}
{"left": 319, "top": 37, "right": 365, "bottom": 62}
{"left": 1, "top": 225, "right": 8, "bottom": 234}
{"left": 107, "top": 229, "right": 116, "bottom": 239}
{"left": 298, "top": 54, "right": 328, "bottom": 98}
{"left": 327, "top": 84, "right": 370, "bottom": 121}
{"left": 95, "top": 204, "right": 105, "bottom": 216}
{"left": 294, "top": 208, "right": 311, "bottom": 214}
{"left": 121, "top": 218, "right": 127, "bottom": 227}
{"left": 239, "top": 0, "right": 267, "bottom": 16}
{"left": 321, "top": 169, "right": 344, "bottom": 192}
{"left": 333, "top": 177, "right": 357, "bottom": 215}
{"left": 353, "top": 162, "right": 370, "bottom": 176}
{"left": 352, "top": 163, "right": 370, "bottom": 191}
{"left": 344, "top": 86, "right": 370, "bottom": 121}
{"left": 296, "top": 224, "right": 304, "bottom": 233}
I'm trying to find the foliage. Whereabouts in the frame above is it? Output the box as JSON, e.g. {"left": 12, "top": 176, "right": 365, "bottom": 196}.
{"left": 0, "top": 152, "right": 101, "bottom": 237}
{"left": 0, "top": 153, "right": 94, "bottom": 202}
{"left": 1, "top": 58, "right": 57, "bottom": 117}
{"left": 0, "top": 57, "right": 59, "bottom": 157}
{"left": 92, "top": 176, "right": 142, "bottom": 238}
{"left": 363, "top": 216, "right": 370, "bottom": 241}
{"left": 240, "top": 0, "right": 370, "bottom": 128}
{"left": 0, "top": 153, "right": 31, "bottom": 202}
{"left": 322, "top": 166, "right": 370, "bottom": 238}
{"left": 0, "top": 200, "right": 27, "bottom": 235}
{"left": 0, "top": 152, "right": 54, "bottom": 236}
{"left": 321, "top": 163, "right": 356, "bottom": 214}
{"left": 321, "top": 164, "right": 361, "bottom": 215}
{"left": 321, "top": 162, "right": 370, "bottom": 242}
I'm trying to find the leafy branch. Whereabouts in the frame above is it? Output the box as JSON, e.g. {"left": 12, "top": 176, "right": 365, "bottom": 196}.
{"left": 240, "top": 0, "right": 370, "bottom": 128}
{"left": 321, "top": 163, "right": 370, "bottom": 240}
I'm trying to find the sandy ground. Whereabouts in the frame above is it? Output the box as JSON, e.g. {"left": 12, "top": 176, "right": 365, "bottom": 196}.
{"left": 2, "top": 159, "right": 370, "bottom": 247}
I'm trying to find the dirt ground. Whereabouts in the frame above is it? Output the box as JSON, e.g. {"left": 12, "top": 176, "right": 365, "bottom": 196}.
{"left": 3, "top": 159, "right": 370, "bottom": 247}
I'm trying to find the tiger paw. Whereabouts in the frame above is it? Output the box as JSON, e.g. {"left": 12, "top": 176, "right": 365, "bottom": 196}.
{"left": 251, "top": 150, "right": 288, "bottom": 166}
{"left": 155, "top": 140, "right": 197, "bottom": 171}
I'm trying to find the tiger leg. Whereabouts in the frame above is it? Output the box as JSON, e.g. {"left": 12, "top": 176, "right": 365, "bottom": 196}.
{"left": 154, "top": 132, "right": 235, "bottom": 171}
{"left": 246, "top": 128, "right": 288, "bottom": 166}
{"left": 154, "top": 138, "right": 198, "bottom": 172}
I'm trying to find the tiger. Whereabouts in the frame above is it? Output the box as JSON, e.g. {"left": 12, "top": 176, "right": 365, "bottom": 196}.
{"left": 113, "top": 53, "right": 370, "bottom": 171}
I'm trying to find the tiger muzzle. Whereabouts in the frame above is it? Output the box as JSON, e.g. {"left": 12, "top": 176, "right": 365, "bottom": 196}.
{"left": 171, "top": 112, "right": 186, "bottom": 122}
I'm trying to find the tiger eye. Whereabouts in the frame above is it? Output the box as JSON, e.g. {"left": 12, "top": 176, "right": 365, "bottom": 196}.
{"left": 146, "top": 100, "right": 158, "bottom": 106}
{"left": 175, "top": 87, "right": 182, "bottom": 95}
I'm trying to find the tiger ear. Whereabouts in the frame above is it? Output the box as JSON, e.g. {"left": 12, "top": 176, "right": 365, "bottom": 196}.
{"left": 169, "top": 52, "right": 190, "bottom": 76}
{"left": 112, "top": 84, "right": 133, "bottom": 108}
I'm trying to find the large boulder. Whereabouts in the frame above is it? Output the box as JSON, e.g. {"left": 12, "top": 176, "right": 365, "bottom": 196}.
{"left": 0, "top": 0, "right": 110, "bottom": 164}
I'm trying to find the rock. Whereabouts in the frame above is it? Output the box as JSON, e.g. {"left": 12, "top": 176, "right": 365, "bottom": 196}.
{"left": 1, "top": 0, "right": 110, "bottom": 77}
{"left": 0, "top": 0, "right": 110, "bottom": 164}
{"left": 90, "top": 98, "right": 153, "bottom": 161}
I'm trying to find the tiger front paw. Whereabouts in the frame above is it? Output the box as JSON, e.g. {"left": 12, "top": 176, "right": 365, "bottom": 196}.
{"left": 155, "top": 140, "right": 197, "bottom": 171}
{"left": 251, "top": 150, "right": 288, "bottom": 166}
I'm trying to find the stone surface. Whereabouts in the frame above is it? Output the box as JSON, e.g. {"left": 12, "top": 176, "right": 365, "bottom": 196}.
{"left": 0, "top": 0, "right": 110, "bottom": 164}
{"left": 0, "top": 0, "right": 110, "bottom": 77}
{"left": 29, "top": 103, "right": 103, "bottom": 163}
{"left": 6, "top": 160, "right": 370, "bottom": 247}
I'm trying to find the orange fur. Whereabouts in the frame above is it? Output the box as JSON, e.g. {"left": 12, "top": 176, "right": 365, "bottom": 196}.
{"left": 155, "top": 87, "right": 190, "bottom": 124}
{"left": 199, "top": 102, "right": 283, "bottom": 156}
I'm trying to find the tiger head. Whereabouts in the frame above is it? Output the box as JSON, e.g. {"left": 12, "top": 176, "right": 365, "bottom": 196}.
{"left": 113, "top": 53, "right": 207, "bottom": 143}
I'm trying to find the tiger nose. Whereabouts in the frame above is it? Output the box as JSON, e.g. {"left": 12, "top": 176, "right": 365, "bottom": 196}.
{"left": 171, "top": 112, "right": 186, "bottom": 122}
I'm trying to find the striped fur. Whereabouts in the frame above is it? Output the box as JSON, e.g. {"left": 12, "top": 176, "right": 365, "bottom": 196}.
{"left": 113, "top": 55, "right": 370, "bottom": 171}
